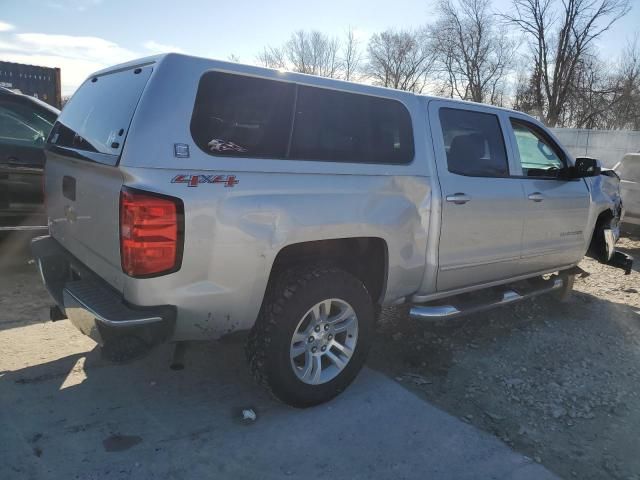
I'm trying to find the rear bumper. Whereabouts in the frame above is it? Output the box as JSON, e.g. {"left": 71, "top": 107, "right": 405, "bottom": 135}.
{"left": 31, "top": 235, "right": 176, "bottom": 346}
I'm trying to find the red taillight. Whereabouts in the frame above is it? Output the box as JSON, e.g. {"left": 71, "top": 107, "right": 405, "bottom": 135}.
{"left": 119, "top": 188, "right": 183, "bottom": 277}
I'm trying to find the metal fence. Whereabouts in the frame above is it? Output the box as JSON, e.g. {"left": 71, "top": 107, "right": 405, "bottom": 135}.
{"left": 551, "top": 128, "right": 640, "bottom": 168}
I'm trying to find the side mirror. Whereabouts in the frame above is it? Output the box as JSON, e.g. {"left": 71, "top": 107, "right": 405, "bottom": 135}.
{"left": 573, "top": 157, "right": 601, "bottom": 177}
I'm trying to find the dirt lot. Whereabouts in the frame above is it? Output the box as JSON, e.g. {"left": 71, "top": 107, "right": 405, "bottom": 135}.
{"left": 371, "top": 235, "right": 640, "bottom": 480}
{"left": 1, "top": 232, "right": 638, "bottom": 479}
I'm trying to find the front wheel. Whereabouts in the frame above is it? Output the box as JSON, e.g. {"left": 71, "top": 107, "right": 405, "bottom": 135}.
{"left": 246, "top": 265, "right": 374, "bottom": 407}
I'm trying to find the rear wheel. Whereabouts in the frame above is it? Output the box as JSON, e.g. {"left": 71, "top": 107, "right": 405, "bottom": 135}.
{"left": 246, "top": 265, "right": 374, "bottom": 407}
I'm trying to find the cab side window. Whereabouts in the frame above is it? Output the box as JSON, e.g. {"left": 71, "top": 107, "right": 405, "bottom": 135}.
{"left": 510, "top": 120, "right": 565, "bottom": 177}
{"left": 439, "top": 108, "right": 509, "bottom": 177}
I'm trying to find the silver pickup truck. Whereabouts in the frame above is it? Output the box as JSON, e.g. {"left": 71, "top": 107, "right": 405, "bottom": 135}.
{"left": 32, "top": 54, "right": 632, "bottom": 407}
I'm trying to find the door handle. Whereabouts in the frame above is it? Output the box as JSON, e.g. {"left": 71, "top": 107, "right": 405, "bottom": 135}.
{"left": 446, "top": 193, "right": 471, "bottom": 205}
{"left": 528, "top": 192, "right": 544, "bottom": 202}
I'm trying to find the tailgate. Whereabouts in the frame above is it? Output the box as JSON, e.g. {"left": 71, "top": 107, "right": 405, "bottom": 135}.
{"left": 46, "top": 152, "right": 125, "bottom": 289}
{"left": 44, "top": 63, "right": 153, "bottom": 291}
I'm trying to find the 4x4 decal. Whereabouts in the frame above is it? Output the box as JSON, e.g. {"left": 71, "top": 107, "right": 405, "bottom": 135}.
{"left": 171, "top": 174, "right": 239, "bottom": 187}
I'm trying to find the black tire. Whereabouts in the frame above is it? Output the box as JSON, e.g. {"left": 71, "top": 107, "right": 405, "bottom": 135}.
{"left": 246, "top": 265, "right": 374, "bottom": 408}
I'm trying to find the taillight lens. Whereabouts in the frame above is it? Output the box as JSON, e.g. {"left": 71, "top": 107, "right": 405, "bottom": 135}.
{"left": 120, "top": 188, "right": 183, "bottom": 277}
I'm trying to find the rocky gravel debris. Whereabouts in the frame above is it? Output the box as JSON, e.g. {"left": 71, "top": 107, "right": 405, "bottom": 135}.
{"left": 370, "top": 235, "right": 640, "bottom": 480}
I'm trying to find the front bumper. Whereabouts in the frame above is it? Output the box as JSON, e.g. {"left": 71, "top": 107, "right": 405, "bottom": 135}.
{"left": 607, "top": 250, "right": 634, "bottom": 275}
{"left": 31, "top": 235, "right": 176, "bottom": 346}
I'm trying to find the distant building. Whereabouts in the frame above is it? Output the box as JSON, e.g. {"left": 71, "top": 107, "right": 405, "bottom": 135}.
{"left": 0, "top": 61, "right": 62, "bottom": 109}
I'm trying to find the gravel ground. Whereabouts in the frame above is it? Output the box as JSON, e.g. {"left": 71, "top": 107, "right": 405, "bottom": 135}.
{"left": 370, "top": 235, "right": 640, "bottom": 480}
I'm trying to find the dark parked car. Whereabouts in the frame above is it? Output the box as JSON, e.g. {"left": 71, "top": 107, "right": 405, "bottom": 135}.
{"left": 0, "top": 87, "right": 59, "bottom": 231}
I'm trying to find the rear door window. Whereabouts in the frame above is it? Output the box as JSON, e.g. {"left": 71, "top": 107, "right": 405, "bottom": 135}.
{"left": 190, "top": 72, "right": 295, "bottom": 158}
{"left": 48, "top": 65, "right": 153, "bottom": 164}
{"left": 289, "top": 86, "right": 414, "bottom": 164}
{"left": 439, "top": 108, "right": 509, "bottom": 177}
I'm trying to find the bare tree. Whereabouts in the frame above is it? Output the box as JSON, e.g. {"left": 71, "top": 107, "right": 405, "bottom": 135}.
{"left": 609, "top": 37, "right": 640, "bottom": 130}
{"left": 366, "top": 29, "right": 435, "bottom": 92}
{"left": 562, "top": 54, "right": 615, "bottom": 128}
{"left": 342, "top": 28, "right": 363, "bottom": 81}
{"left": 514, "top": 37, "right": 640, "bottom": 129}
{"left": 503, "top": 0, "right": 631, "bottom": 126}
{"left": 257, "top": 45, "right": 287, "bottom": 70}
{"left": 512, "top": 66, "right": 540, "bottom": 113}
{"left": 285, "top": 30, "right": 341, "bottom": 77}
{"left": 257, "top": 30, "right": 342, "bottom": 78}
{"left": 430, "top": 0, "right": 517, "bottom": 105}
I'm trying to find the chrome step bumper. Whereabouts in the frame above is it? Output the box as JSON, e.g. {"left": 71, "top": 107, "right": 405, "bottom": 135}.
{"left": 31, "top": 235, "right": 176, "bottom": 346}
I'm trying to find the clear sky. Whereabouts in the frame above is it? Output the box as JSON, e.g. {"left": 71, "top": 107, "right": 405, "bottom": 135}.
{"left": 1, "top": 0, "right": 638, "bottom": 95}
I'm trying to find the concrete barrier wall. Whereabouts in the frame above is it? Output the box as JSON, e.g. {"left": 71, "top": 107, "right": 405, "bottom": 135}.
{"left": 550, "top": 128, "right": 640, "bottom": 168}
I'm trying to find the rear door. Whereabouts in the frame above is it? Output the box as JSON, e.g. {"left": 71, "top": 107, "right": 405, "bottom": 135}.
{"left": 45, "top": 64, "right": 153, "bottom": 289}
{"left": 507, "top": 117, "right": 590, "bottom": 272}
{"left": 429, "top": 101, "right": 527, "bottom": 292}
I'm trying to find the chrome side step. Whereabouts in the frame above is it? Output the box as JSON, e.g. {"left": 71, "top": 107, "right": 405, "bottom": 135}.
{"left": 410, "top": 277, "right": 565, "bottom": 321}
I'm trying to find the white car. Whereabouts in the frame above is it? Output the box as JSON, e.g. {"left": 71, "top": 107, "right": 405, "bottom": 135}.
{"left": 615, "top": 153, "right": 640, "bottom": 232}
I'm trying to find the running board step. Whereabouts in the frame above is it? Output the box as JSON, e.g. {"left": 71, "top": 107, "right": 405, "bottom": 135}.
{"left": 410, "top": 277, "right": 565, "bottom": 321}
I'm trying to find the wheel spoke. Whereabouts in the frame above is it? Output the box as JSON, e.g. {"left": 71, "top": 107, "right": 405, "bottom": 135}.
{"left": 311, "top": 355, "right": 322, "bottom": 383}
{"left": 292, "top": 331, "right": 307, "bottom": 344}
{"left": 325, "top": 350, "right": 347, "bottom": 370}
{"left": 319, "top": 299, "right": 332, "bottom": 319}
{"left": 332, "top": 316, "right": 356, "bottom": 334}
{"left": 310, "top": 303, "right": 321, "bottom": 322}
{"left": 302, "top": 355, "right": 322, "bottom": 384}
{"left": 329, "top": 305, "right": 355, "bottom": 324}
{"left": 290, "top": 342, "right": 306, "bottom": 359}
{"left": 331, "top": 340, "right": 353, "bottom": 359}
{"left": 300, "top": 351, "right": 313, "bottom": 379}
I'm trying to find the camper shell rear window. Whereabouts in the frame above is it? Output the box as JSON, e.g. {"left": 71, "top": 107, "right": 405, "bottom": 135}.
{"left": 48, "top": 64, "right": 152, "bottom": 165}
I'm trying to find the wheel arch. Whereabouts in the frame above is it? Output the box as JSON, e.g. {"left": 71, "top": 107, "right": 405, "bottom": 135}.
{"left": 267, "top": 237, "right": 389, "bottom": 305}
